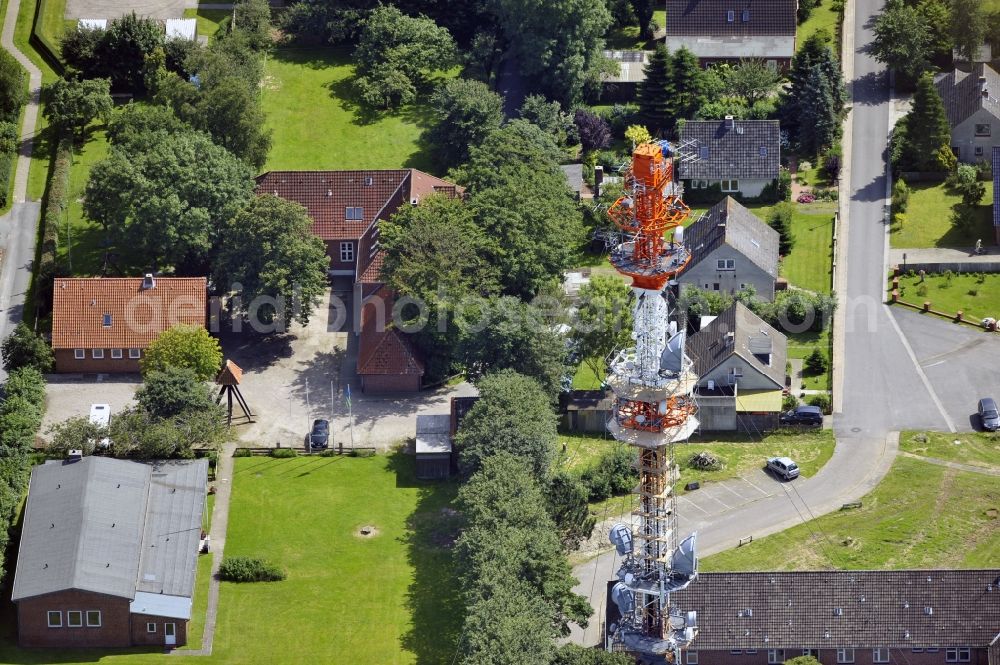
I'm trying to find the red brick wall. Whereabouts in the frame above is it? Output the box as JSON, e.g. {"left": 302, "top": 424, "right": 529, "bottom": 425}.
{"left": 130, "top": 613, "right": 188, "bottom": 648}
{"left": 360, "top": 373, "right": 421, "bottom": 393}
{"left": 687, "top": 648, "right": 988, "bottom": 665}
{"left": 325, "top": 239, "right": 358, "bottom": 274}
{"left": 54, "top": 348, "right": 141, "bottom": 373}
{"left": 17, "top": 591, "right": 131, "bottom": 648}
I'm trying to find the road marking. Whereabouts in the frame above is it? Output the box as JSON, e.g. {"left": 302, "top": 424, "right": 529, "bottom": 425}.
{"left": 885, "top": 306, "right": 957, "bottom": 433}
{"left": 923, "top": 360, "right": 946, "bottom": 369}
{"left": 677, "top": 495, "right": 710, "bottom": 515}
{"left": 701, "top": 491, "right": 732, "bottom": 511}
{"left": 741, "top": 476, "right": 771, "bottom": 496}
{"left": 720, "top": 482, "right": 747, "bottom": 502}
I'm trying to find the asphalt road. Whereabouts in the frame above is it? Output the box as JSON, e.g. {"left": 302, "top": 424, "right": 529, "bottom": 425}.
{"left": 0, "top": 202, "right": 40, "bottom": 382}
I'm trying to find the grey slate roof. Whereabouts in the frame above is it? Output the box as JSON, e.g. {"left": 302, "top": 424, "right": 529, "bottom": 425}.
{"left": 993, "top": 146, "right": 1000, "bottom": 229}
{"left": 686, "top": 301, "right": 786, "bottom": 388}
{"left": 685, "top": 196, "right": 780, "bottom": 276}
{"left": 678, "top": 119, "right": 780, "bottom": 180}
{"left": 669, "top": 570, "right": 1000, "bottom": 649}
{"left": 665, "top": 0, "right": 796, "bottom": 38}
{"left": 12, "top": 457, "right": 207, "bottom": 604}
{"left": 934, "top": 63, "right": 1000, "bottom": 128}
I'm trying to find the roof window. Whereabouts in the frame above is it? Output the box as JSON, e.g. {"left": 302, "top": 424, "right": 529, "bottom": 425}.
{"left": 742, "top": 9, "right": 751, "bottom": 21}
{"left": 699, "top": 146, "right": 710, "bottom": 159}
{"left": 102, "top": 314, "right": 112, "bottom": 327}
{"left": 345, "top": 207, "right": 364, "bottom": 221}
{"left": 726, "top": 9, "right": 735, "bottom": 22}
{"left": 759, "top": 146, "right": 768, "bottom": 157}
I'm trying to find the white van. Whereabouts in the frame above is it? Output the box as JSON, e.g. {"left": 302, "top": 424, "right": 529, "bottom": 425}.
{"left": 89, "top": 404, "right": 111, "bottom": 448}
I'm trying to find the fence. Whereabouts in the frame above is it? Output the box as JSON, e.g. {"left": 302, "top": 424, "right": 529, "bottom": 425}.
{"left": 233, "top": 446, "right": 377, "bottom": 457}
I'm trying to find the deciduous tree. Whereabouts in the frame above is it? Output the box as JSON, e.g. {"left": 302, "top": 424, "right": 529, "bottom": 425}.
{"left": 141, "top": 324, "right": 223, "bottom": 381}
{"left": 0, "top": 49, "right": 26, "bottom": 123}
{"left": 871, "top": 0, "right": 931, "bottom": 81}
{"left": 425, "top": 78, "right": 503, "bottom": 168}
{"left": 136, "top": 367, "right": 216, "bottom": 419}
{"left": 519, "top": 94, "right": 575, "bottom": 147}
{"left": 42, "top": 78, "right": 113, "bottom": 135}
{"left": 546, "top": 471, "right": 596, "bottom": 549}
{"left": 725, "top": 58, "right": 782, "bottom": 105}
{"left": 574, "top": 109, "right": 611, "bottom": 152}
{"left": 1, "top": 323, "right": 54, "bottom": 372}
{"left": 572, "top": 275, "right": 632, "bottom": 383}
{"left": 951, "top": 0, "right": 986, "bottom": 64}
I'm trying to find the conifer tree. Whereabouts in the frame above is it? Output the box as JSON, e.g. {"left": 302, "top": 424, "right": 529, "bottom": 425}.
{"left": 894, "top": 74, "right": 954, "bottom": 172}
{"left": 637, "top": 44, "right": 674, "bottom": 132}
{"left": 670, "top": 46, "right": 705, "bottom": 124}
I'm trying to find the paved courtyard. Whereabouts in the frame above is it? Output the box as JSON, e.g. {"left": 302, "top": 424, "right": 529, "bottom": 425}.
{"left": 65, "top": 0, "right": 194, "bottom": 20}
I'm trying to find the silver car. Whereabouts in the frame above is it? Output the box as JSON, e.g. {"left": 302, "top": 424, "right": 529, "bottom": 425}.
{"left": 766, "top": 456, "right": 800, "bottom": 480}
{"left": 979, "top": 398, "right": 999, "bottom": 431}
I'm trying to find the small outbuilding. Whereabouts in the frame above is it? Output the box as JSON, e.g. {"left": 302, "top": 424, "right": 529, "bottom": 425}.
{"left": 78, "top": 18, "right": 107, "bottom": 30}
{"left": 415, "top": 414, "right": 451, "bottom": 480}
{"left": 165, "top": 18, "right": 197, "bottom": 41}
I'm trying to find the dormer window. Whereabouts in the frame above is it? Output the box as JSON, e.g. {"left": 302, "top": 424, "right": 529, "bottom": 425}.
{"left": 699, "top": 146, "right": 710, "bottom": 159}
{"left": 345, "top": 207, "right": 364, "bottom": 221}
{"left": 102, "top": 314, "right": 112, "bottom": 327}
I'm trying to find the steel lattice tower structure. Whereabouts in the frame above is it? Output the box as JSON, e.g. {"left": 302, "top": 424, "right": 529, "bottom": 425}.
{"left": 605, "top": 142, "right": 700, "bottom": 664}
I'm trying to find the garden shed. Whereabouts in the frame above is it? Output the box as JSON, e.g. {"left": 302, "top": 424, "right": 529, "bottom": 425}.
{"left": 415, "top": 414, "right": 451, "bottom": 480}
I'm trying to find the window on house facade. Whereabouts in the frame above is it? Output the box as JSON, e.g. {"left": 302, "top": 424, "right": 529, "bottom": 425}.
{"left": 340, "top": 242, "right": 355, "bottom": 263}
{"left": 713, "top": 283, "right": 720, "bottom": 291}
{"left": 766, "top": 60, "right": 777, "bottom": 71}
{"left": 803, "top": 649, "right": 819, "bottom": 658}
{"left": 92, "top": 349, "right": 104, "bottom": 359}
{"left": 86, "top": 611, "right": 101, "bottom": 627}
{"left": 111, "top": 349, "right": 122, "bottom": 359}
{"left": 717, "top": 259, "right": 736, "bottom": 270}
{"left": 926, "top": 648, "right": 940, "bottom": 653}
{"left": 74, "top": 349, "right": 85, "bottom": 359}
{"left": 837, "top": 649, "right": 855, "bottom": 663}
{"left": 975, "top": 146, "right": 984, "bottom": 156}
{"left": 147, "top": 623, "right": 157, "bottom": 633}
{"left": 129, "top": 348, "right": 141, "bottom": 359}
{"left": 687, "top": 651, "right": 699, "bottom": 665}
{"left": 746, "top": 651, "right": 758, "bottom": 655}
{"left": 721, "top": 179, "right": 739, "bottom": 192}
{"left": 47, "top": 611, "right": 62, "bottom": 627}
{"left": 67, "top": 611, "right": 83, "bottom": 627}
{"left": 873, "top": 648, "right": 890, "bottom": 663}
{"left": 768, "top": 650, "right": 785, "bottom": 664}
{"left": 975, "top": 124, "right": 991, "bottom": 137}
{"left": 946, "top": 648, "right": 970, "bottom": 663}
{"left": 911, "top": 649, "right": 924, "bottom": 653}
{"left": 741, "top": 9, "right": 750, "bottom": 21}
{"left": 731, "top": 651, "right": 744, "bottom": 655}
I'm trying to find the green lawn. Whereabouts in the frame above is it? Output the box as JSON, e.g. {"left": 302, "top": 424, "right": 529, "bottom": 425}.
{"left": 261, "top": 48, "right": 438, "bottom": 172}
{"left": 183, "top": 8, "right": 231, "bottom": 40}
{"left": 572, "top": 358, "right": 606, "bottom": 390}
{"left": 796, "top": 0, "right": 841, "bottom": 47}
{"left": 557, "top": 430, "right": 617, "bottom": 473}
{"left": 60, "top": 126, "right": 111, "bottom": 276}
{"left": 891, "top": 180, "right": 995, "bottom": 248}
{"left": 893, "top": 271, "right": 1000, "bottom": 322}
{"left": 900, "top": 430, "right": 1000, "bottom": 469}
{"left": 780, "top": 204, "right": 836, "bottom": 294}
{"left": 0, "top": 454, "right": 461, "bottom": 664}
{"left": 702, "top": 456, "right": 1000, "bottom": 570}
{"left": 788, "top": 327, "right": 832, "bottom": 392}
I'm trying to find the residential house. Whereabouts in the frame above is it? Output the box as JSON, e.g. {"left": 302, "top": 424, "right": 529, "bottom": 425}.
{"left": 992, "top": 146, "right": 1000, "bottom": 244}
{"left": 51, "top": 276, "right": 207, "bottom": 374}
{"left": 686, "top": 302, "right": 787, "bottom": 431}
{"left": 606, "top": 569, "right": 1000, "bottom": 665}
{"left": 678, "top": 118, "right": 781, "bottom": 201}
{"left": 680, "top": 197, "right": 780, "bottom": 300}
{"left": 257, "top": 169, "right": 462, "bottom": 392}
{"left": 664, "top": 0, "right": 797, "bottom": 70}
{"left": 12, "top": 456, "right": 208, "bottom": 648}
{"left": 934, "top": 63, "right": 1000, "bottom": 163}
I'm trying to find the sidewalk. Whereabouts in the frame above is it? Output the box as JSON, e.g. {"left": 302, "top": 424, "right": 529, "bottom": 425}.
{"left": 1, "top": 0, "right": 42, "bottom": 204}
{"left": 889, "top": 247, "right": 1000, "bottom": 266}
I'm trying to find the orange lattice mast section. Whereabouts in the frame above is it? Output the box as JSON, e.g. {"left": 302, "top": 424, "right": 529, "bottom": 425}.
{"left": 605, "top": 142, "right": 700, "bottom": 662}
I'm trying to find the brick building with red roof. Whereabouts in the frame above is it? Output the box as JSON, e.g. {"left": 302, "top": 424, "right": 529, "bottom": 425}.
{"left": 51, "top": 276, "right": 207, "bottom": 373}
{"left": 256, "top": 169, "right": 462, "bottom": 392}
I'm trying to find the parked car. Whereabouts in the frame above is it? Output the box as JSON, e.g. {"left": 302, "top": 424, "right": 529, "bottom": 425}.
{"left": 978, "top": 398, "right": 999, "bottom": 431}
{"left": 779, "top": 404, "right": 824, "bottom": 427}
{"left": 309, "top": 419, "right": 330, "bottom": 449}
{"left": 766, "top": 456, "right": 800, "bottom": 481}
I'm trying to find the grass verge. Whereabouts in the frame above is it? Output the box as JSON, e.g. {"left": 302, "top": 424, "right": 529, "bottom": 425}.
{"left": 892, "top": 271, "right": 1000, "bottom": 323}
{"left": 183, "top": 8, "right": 230, "bottom": 41}
{"left": 702, "top": 456, "right": 1000, "bottom": 570}
{"left": 899, "top": 430, "right": 1000, "bottom": 469}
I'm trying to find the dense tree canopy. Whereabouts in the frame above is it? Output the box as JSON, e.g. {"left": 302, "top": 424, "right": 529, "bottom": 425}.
{"left": 572, "top": 274, "right": 632, "bottom": 383}
{"left": 42, "top": 77, "right": 113, "bottom": 134}
{"left": 214, "top": 195, "right": 330, "bottom": 326}
{"left": 871, "top": 0, "right": 931, "bottom": 81}
{"left": 519, "top": 94, "right": 575, "bottom": 147}
{"left": 0, "top": 49, "right": 26, "bottom": 123}
{"left": 724, "top": 59, "right": 782, "bottom": 105}
{"left": 1, "top": 323, "right": 54, "bottom": 373}
{"left": 136, "top": 367, "right": 217, "bottom": 420}
{"left": 951, "top": 0, "right": 986, "bottom": 64}
{"left": 425, "top": 78, "right": 503, "bottom": 169}
{"left": 141, "top": 324, "right": 224, "bottom": 381}
{"left": 782, "top": 31, "right": 846, "bottom": 154}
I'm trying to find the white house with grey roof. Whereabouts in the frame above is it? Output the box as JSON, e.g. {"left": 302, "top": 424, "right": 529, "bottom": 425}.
{"left": 679, "top": 196, "right": 780, "bottom": 300}
{"left": 934, "top": 63, "right": 1000, "bottom": 164}
{"left": 11, "top": 456, "right": 207, "bottom": 648}
{"left": 679, "top": 117, "right": 781, "bottom": 199}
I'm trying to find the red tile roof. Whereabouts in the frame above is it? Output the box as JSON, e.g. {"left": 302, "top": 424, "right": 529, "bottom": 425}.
{"left": 216, "top": 359, "right": 243, "bottom": 386}
{"left": 357, "top": 285, "right": 424, "bottom": 377}
{"left": 51, "top": 277, "right": 207, "bottom": 350}
{"left": 255, "top": 169, "right": 463, "bottom": 242}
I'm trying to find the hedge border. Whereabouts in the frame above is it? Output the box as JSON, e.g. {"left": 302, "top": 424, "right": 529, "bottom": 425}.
{"left": 29, "top": 0, "right": 66, "bottom": 75}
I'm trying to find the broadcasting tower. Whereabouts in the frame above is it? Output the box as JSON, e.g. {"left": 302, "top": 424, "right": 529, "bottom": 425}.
{"left": 605, "top": 142, "right": 700, "bottom": 663}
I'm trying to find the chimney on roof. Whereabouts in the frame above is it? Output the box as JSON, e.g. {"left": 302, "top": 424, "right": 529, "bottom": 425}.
{"left": 981, "top": 76, "right": 989, "bottom": 98}
{"left": 724, "top": 115, "right": 735, "bottom": 130}
{"left": 67, "top": 449, "right": 83, "bottom": 462}
{"left": 327, "top": 189, "right": 333, "bottom": 197}
{"left": 364, "top": 176, "right": 373, "bottom": 186}
{"left": 142, "top": 273, "right": 155, "bottom": 290}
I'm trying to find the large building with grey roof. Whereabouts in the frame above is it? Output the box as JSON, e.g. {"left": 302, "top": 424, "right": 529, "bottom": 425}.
{"left": 679, "top": 197, "right": 780, "bottom": 301}
{"left": 11, "top": 456, "right": 207, "bottom": 648}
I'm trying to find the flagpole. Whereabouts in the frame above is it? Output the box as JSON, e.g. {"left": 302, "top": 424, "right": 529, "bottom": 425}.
{"left": 347, "top": 384, "right": 355, "bottom": 450}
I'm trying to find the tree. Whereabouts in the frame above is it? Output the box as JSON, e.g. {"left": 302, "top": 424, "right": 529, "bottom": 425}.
{"left": 519, "top": 94, "right": 574, "bottom": 147}
{"left": 136, "top": 367, "right": 216, "bottom": 420}
{"left": 951, "top": 0, "right": 986, "bottom": 64}
{"left": 0, "top": 49, "right": 26, "bottom": 123}
{"left": 458, "top": 296, "right": 568, "bottom": 398}
{"left": 45, "top": 416, "right": 109, "bottom": 457}
{"left": 782, "top": 31, "right": 846, "bottom": 150}
{"left": 494, "top": 0, "right": 612, "bottom": 106}
{"left": 949, "top": 164, "right": 986, "bottom": 207}
{"left": 671, "top": 47, "right": 706, "bottom": 122}
{"left": 785, "top": 656, "right": 822, "bottom": 665}
{"left": 214, "top": 195, "right": 330, "bottom": 326}
{"left": 109, "top": 404, "right": 227, "bottom": 458}
{"left": 61, "top": 25, "right": 105, "bottom": 79}
{"left": 459, "top": 579, "right": 555, "bottom": 665}
{"left": 574, "top": 109, "right": 611, "bottom": 153}
{"left": 546, "top": 471, "right": 596, "bottom": 549}
{"left": 892, "top": 74, "right": 953, "bottom": 172}
{"left": 1, "top": 323, "right": 54, "bottom": 372}
{"left": 425, "top": 78, "right": 503, "bottom": 168}
{"left": 891, "top": 178, "right": 910, "bottom": 216}
{"left": 456, "top": 369, "right": 558, "bottom": 477}
{"left": 630, "top": 0, "right": 655, "bottom": 39}
{"left": 871, "top": 0, "right": 931, "bottom": 81}
{"left": 797, "top": 66, "right": 840, "bottom": 154}
{"left": 42, "top": 78, "right": 113, "bottom": 135}
{"left": 99, "top": 12, "right": 165, "bottom": 93}
{"left": 189, "top": 76, "right": 272, "bottom": 169}
{"left": 107, "top": 103, "right": 188, "bottom": 146}
{"left": 725, "top": 59, "right": 782, "bottom": 105}
{"left": 624, "top": 124, "right": 651, "bottom": 148}
{"left": 637, "top": 44, "right": 674, "bottom": 132}
{"left": 353, "top": 6, "right": 456, "bottom": 109}
{"left": 767, "top": 202, "right": 796, "bottom": 255}
{"left": 572, "top": 275, "right": 632, "bottom": 382}
{"left": 227, "top": 0, "right": 273, "bottom": 51}
{"left": 553, "top": 645, "right": 635, "bottom": 665}
{"left": 805, "top": 347, "right": 828, "bottom": 375}
{"left": 141, "top": 324, "right": 223, "bottom": 381}
{"left": 918, "top": 0, "right": 953, "bottom": 62}
{"left": 85, "top": 126, "right": 255, "bottom": 270}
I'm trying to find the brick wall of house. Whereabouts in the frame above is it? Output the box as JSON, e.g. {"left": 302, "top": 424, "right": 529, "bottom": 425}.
{"left": 54, "top": 348, "right": 142, "bottom": 374}
{"left": 325, "top": 238, "right": 358, "bottom": 274}
{"left": 686, "top": 647, "right": 989, "bottom": 665}
{"left": 129, "top": 613, "right": 188, "bottom": 647}
{"left": 17, "top": 590, "right": 131, "bottom": 648}
{"left": 360, "top": 373, "right": 421, "bottom": 393}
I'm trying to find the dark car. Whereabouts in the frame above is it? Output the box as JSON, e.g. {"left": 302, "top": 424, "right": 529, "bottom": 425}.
{"left": 779, "top": 405, "right": 824, "bottom": 427}
{"left": 979, "top": 398, "right": 999, "bottom": 431}
{"left": 309, "top": 419, "right": 330, "bottom": 449}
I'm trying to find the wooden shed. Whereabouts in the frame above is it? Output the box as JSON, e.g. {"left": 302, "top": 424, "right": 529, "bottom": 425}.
{"left": 415, "top": 414, "right": 452, "bottom": 480}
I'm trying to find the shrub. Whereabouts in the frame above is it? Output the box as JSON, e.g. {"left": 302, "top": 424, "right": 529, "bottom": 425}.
{"left": 270, "top": 447, "right": 297, "bottom": 458}
{"left": 348, "top": 448, "right": 375, "bottom": 458}
{"left": 219, "top": 556, "right": 286, "bottom": 582}
{"left": 805, "top": 348, "right": 828, "bottom": 375}
{"left": 782, "top": 394, "right": 800, "bottom": 411}
{"left": 580, "top": 445, "right": 637, "bottom": 502}
{"left": 916, "top": 284, "right": 928, "bottom": 297}
{"left": 807, "top": 393, "right": 832, "bottom": 414}
{"left": 36, "top": 136, "right": 72, "bottom": 318}
{"left": 233, "top": 448, "right": 252, "bottom": 457}
{"left": 891, "top": 179, "right": 909, "bottom": 215}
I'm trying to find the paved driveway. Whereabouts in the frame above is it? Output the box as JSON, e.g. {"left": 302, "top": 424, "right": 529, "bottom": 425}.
{"left": 65, "top": 0, "right": 194, "bottom": 19}
{"left": 40, "top": 374, "right": 141, "bottom": 440}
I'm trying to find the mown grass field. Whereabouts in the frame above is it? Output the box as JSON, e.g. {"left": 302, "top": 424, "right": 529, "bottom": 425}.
{"left": 0, "top": 454, "right": 461, "bottom": 664}
{"left": 182, "top": 8, "right": 231, "bottom": 40}
{"left": 891, "top": 180, "right": 995, "bottom": 248}
{"left": 893, "top": 271, "right": 1000, "bottom": 322}
{"left": 788, "top": 327, "right": 832, "bottom": 392}
{"left": 702, "top": 456, "right": 1000, "bottom": 571}
{"left": 899, "top": 430, "right": 1000, "bottom": 469}
{"left": 59, "top": 125, "right": 111, "bottom": 276}
{"left": 261, "top": 48, "right": 440, "bottom": 172}
{"left": 797, "top": 0, "right": 841, "bottom": 46}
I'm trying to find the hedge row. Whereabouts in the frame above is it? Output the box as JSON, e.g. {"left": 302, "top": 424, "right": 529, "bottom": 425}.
{"left": 0, "top": 366, "right": 47, "bottom": 584}
{"left": 219, "top": 556, "right": 286, "bottom": 582}
{"left": 0, "top": 149, "right": 14, "bottom": 209}
{"left": 28, "top": 0, "right": 65, "bottom": 75}
{"left": 35, "top": 135, "right": 71, "bottom": 321}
